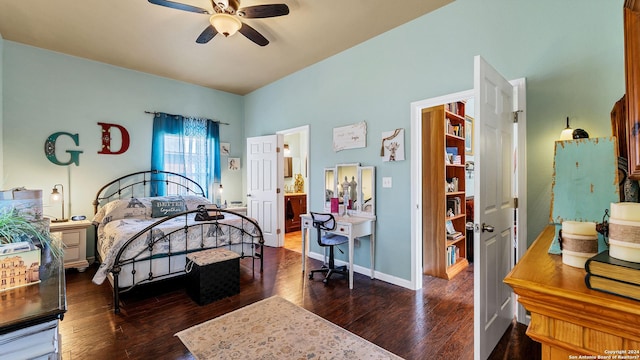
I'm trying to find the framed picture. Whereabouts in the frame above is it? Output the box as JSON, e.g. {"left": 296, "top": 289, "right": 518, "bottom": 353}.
{"left": 465, "top": 116, "right": 474, "bottom": 155}
{"left": 220, "top": 142, "right": 230, "bottom": 156}
{"left": 228, "top": 157, "right": 240, "bottom": 171}
{"left": 332, "top": 121, "right": 367, "bottom": 152}
{"left": 381, "top": 128, "right": 405, "bottom": 162}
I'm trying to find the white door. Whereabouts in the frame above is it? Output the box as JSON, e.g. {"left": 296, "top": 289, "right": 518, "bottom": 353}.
{"left": 473, "top": 56, "right": 517, "bottom": 359}
{"left": 246, "top": 134, "right": 284, "bottom": 247}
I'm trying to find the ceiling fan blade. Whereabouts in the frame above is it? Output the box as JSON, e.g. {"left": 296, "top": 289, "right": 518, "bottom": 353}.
{"left": 148, "top": 0, "right": 210, "bottom": 14}
{"left": 238, "top": 4, "right": 289, "bottom": 18}
{"left": 238, "top": 23, "right": 269, "bottom": 46}
{"left": 196, "top": 25, "right": 218, "bottom": 44}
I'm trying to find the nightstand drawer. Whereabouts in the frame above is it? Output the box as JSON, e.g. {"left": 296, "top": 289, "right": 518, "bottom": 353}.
{"left": 64, "top": 246, "right": 80, "bottom": 262}
{"left": 61, "top": 231, "right": 81, "bottom": 246}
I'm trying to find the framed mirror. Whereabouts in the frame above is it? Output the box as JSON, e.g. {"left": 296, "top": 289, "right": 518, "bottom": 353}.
{"left": 324, "top": 168, "right": 335, "bottom": 210}
{"left": 336, "top": 163, "right": 359, "bottom": 205}
{"left": 358, "top": 166, "right": 375, "bottom": 215}
{"left": 323, "top": 163, "right": 375, "bottom": 217}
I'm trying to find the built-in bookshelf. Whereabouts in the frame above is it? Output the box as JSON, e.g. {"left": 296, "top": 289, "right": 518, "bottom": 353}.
{"left": 422, "top": 101, "right": 469, "bottom": 280}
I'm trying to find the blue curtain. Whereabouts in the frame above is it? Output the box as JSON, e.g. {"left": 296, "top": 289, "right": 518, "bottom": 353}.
{"left": 151, "top": 112, "right": 221, "bottom": 197}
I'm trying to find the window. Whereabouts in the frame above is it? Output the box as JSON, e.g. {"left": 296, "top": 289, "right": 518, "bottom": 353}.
{"left": 151, "top": 113, "right": 221, "bottom": 197}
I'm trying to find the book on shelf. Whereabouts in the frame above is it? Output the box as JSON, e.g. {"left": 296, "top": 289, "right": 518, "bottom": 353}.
{"left": 447, "top": 232, "right": 463, "bottom": 240}
{"left": 585, "top": 273, "right": 640, "bottom": 301}
{"left": 446, "top": 245, "right": 460, "bottom": 267}
{"left": 585, "top": 251, "right": 640, "bottom": 286}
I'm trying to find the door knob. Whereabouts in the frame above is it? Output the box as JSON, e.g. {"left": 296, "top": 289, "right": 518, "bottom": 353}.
{"left": 482, "top": 223, "right": 495, "bottom": 233}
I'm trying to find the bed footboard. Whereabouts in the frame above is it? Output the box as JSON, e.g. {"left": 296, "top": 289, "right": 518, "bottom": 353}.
{"left": 107, "top": 208, "right": 264, "bottom": 313}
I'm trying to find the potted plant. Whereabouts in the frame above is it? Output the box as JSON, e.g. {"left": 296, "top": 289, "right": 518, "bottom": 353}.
{"left": 0, "top": 208, "right": 63, "bottom": 258}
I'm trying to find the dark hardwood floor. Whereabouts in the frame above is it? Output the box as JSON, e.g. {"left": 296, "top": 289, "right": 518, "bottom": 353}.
{"left": 60, "top": 244, "right": 539, "bottom": 359}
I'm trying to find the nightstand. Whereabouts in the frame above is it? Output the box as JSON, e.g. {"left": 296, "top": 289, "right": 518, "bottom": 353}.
{"left": 49, "top": 219, "right": 91, "bottom": 272}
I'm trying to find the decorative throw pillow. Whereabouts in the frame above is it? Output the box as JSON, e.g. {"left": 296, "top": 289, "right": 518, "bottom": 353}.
{"left": 151, "top": 199, "right": 186, "bottom": 218}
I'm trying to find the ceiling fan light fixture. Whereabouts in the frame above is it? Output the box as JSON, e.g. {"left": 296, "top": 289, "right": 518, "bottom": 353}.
{"left": 210, "top": 13, "right": 242, "bottom": 37}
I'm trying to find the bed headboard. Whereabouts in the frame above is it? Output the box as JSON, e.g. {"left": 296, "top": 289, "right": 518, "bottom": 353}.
{"left": 93, "top": 170, "right": 206, "bottom": 214}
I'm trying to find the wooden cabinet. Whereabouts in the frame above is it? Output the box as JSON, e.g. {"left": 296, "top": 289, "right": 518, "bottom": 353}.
{"left": 422, "top": 102, "right": 469, "bottom": 280}
{"left": 285, "top": 194, "right": 307, "bottom": 233}
{"left": 505, "top": 226, "right": 640, "bottom": 359}
{"left": 625, "top": 1, "right": 640, "bottom": 180}
{"left": 49, "top": 219, "right": 91, "bottom": 272}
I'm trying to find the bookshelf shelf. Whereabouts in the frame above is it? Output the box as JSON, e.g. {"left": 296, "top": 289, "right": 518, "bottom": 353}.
{"left": 422, "top": 101, "right": 468, "bottom": 280}
{"left": 447, "top": 236, "right": 466, "bottom": 247}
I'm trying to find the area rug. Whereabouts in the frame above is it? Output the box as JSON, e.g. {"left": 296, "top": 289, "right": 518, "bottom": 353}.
{"left": 175, "top": 295, "right": 403, "bottom": 359}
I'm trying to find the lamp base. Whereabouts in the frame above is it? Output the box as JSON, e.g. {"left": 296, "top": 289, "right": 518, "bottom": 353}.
{"left": 51, "top": 218, "right": 69, "bottom": 223}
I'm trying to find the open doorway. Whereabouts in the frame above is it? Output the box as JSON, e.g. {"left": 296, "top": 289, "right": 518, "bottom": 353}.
{"left": 410, "top": 68, "right": 526, "bottom": 359}
{"left": 277, "top": 125, "right": 309, "bottom": 253}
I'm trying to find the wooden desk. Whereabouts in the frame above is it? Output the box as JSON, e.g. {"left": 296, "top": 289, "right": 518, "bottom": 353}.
{"left": 504, "top": 226, "right": 640, "bottom": 359}
{"left": 300, "top": 213, "right": 375, "bottom": 289}
{"left": 0, "top": 250, "right": 67, "bottom": 358}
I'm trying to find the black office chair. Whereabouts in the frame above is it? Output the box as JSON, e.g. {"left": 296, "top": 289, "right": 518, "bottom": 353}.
{"left": 308, "top": 212, "right": 349, "bottom": 285}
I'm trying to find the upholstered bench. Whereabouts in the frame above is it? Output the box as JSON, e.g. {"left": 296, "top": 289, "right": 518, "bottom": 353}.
{"left": 185, "top": 248, "right": 240, "bottom": 305}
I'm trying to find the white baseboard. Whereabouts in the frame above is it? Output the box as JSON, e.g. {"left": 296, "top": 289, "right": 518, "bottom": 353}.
{"left": 307, "top": 251, "right": 412, "bottom": 290}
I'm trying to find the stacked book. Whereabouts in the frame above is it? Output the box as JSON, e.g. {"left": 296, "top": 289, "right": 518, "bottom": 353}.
{"left": 585, "top": 250, "right": 640, "bottom": 301}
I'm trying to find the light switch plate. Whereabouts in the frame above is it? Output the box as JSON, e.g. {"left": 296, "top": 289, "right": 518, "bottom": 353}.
{"left": 382, "top": 177, "right": 392, "bottom": 188}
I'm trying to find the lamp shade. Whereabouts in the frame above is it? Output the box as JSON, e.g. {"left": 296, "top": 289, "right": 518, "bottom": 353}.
{"left": 559, "top": 116, "right": 573, "bottom": 140}
{"left": 210, "top": 14, "right": 242, "bottom": 37}
{"left": 559, "top": 128, "right": 574, "bottom": 140}
{"left": 50, "top": 184, "right": 68, "bottom": 222}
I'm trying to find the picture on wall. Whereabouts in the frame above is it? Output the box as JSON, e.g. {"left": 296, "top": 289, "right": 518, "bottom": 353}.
{"left": 228, "top": 157, "right": 240, "bottom": 171}
{"left": 380, "top": 128, "right": 405, "bottom": 162}
{"left": 333, "top": 121, "right": 367, "bottom": 152}
{"left": 465, "top": 116, "right": 474, "bottom": 155}
{"left": 220, "top": 142, "right": 230, "bottom": 156}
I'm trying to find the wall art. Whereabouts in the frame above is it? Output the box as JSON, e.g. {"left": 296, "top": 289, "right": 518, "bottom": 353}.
{"left": 228, "top": 157, "right": 240, "bottom": 171}
{"left": 332, "top": 121, "right": 367, "bottom": 152}
{"left": 220, "top": 142, "right": 230, "bottom": 156}
{"left": 380, "top": 128, "right": 404, "bottom": 161}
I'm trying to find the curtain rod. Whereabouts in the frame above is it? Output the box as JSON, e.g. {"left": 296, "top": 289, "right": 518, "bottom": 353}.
{"left": 144, "top": 111, "right": 230, "bottom": 125}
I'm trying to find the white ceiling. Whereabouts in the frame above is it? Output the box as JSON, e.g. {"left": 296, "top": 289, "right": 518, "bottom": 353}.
{"left": 0, "top": 0, "right": 452, "bottom": 95}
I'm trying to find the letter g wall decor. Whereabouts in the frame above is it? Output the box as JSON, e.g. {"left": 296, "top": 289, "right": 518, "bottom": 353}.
{"left": 44, "top": 122, "right": 131, "bottom": 166}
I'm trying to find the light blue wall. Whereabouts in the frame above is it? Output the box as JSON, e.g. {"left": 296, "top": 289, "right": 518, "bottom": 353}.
{"left": 2, "top": 41, "right": 245, "bottom": 257}
{"left": 244, "top": 0, "right": 626, "bottom": 280}
{"left": 0, "top": 0, "right": 627, "bottom": 282}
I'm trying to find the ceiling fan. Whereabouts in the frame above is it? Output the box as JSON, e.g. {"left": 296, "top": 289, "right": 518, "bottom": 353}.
{"left": 148, "top": 0, "right": 289, "bottom": 46}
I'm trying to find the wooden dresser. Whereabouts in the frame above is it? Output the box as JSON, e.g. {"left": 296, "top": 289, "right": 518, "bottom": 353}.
{"left": 504, "top": 226, "right": 640, "bottom": 359}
